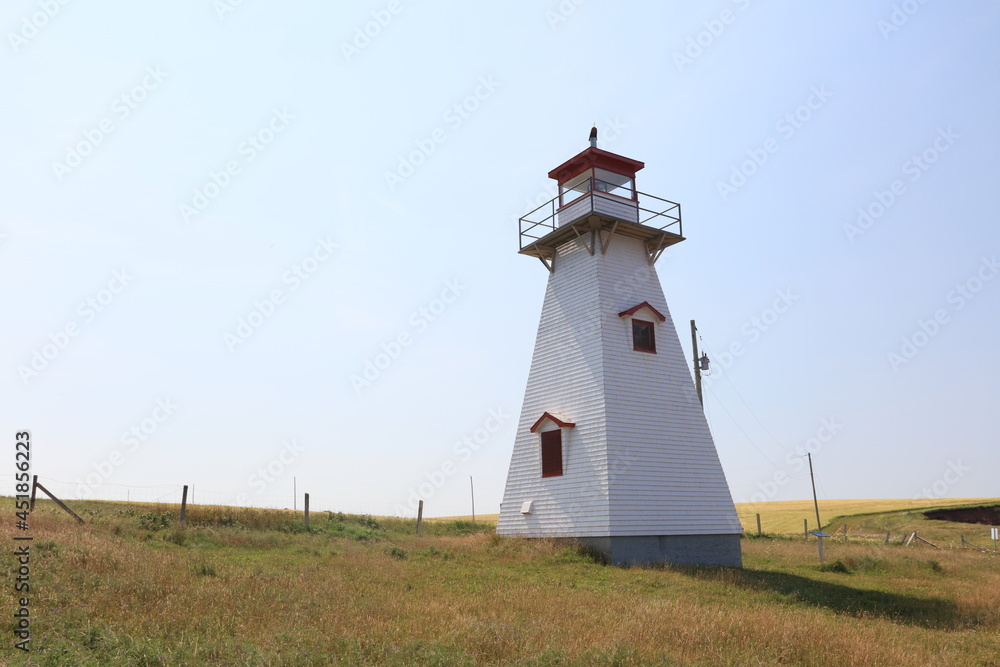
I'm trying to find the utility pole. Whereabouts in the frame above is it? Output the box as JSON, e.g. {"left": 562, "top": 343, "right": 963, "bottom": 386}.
{"left": 691, "top": 320, "right": 704, "bottom": 406}
{"left": 470, "top": 476, "right": 476, "bottom": 523}
{"left": 808, "top": 453, "right": 822, "bottom": 532}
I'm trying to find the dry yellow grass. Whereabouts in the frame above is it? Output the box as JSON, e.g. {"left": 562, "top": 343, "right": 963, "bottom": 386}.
{"left": 4, "top": 498, "right": 999, "bottom": 665}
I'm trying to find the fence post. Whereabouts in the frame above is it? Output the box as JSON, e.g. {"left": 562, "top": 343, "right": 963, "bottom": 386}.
{"left": 29, "top": 474, "right": 38, "bottom": 512}
{"left": 756, "top": 513, "right": 762, "bottom": 537}
{"left": 304, "top": 493, "right": 310, "bottom": 530}
{"left": 885, "top": 530, "right": 891, "bottom": 545}
{"left": 416, "top": 499, "right": 424, "bottom": 536}
{"left": 180, "top": 485, "right": 188, "bottom": 526}
{"left": 32, "top": 481, "right": 84, "bottom": 524}
{"left": 804, "top": 518, "right": 808, "bottom": 539}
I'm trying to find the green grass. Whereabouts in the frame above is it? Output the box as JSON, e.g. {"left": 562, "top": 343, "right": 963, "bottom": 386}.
{"left": 3, "top": 498, "right": 999, "bottom": 665}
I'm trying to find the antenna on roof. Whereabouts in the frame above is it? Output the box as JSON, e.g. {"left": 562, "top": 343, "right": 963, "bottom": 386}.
{"left": 589, "top": 125, "right": 598, "bottom": 148}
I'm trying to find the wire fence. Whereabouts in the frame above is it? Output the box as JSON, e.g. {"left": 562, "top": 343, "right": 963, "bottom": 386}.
{"left": 1, "top": 474, "right": 423, "bottom": 519}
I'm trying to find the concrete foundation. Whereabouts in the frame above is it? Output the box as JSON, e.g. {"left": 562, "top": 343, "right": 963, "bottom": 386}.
{"left": 576, "top": 534, "right": 743, "bottom": 567}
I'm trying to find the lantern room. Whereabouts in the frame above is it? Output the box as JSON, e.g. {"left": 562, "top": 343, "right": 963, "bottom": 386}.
{"left": 518, "top": 128, "right": 685, "bottom": 272}
{"left": 548, "top": 144, "right": 644, "bottom": 226}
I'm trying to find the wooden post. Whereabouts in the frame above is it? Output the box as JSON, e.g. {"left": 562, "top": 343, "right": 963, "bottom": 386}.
{"left": 804, "top": 518, "right": 809, "bottom": 539}
{"left": 842, "top": 523, "right": 848, "bottom": 541}
{"left": 808, "top": 453, "right": 822, "bottom": 531}
{"left": 470, "top": 476, "right": 476, "bottom": 523}
{"left": 304, "top": 493, "right": 310, "bottom": 530}
{"left": 904, "top": 531, "right": 916, "bottom": 547}
{"left": 691, "top": 320, "right": 704, "bottom": 406}
{"left": 33, "top": 481, "right": 84, "bottom": 524}
{"left": 416, "top": 499, "right": 424, "bottom": 536}
{"left": 29, "top": 474, "right": 38, "bottom": 512}
{"left": 756, "top": 513, "right": 762, "bottom": 537}
{"left": 180, "top": 485, "right": 188, "bottom": 526}
{"left": 885, "top": 530, "right": 891, "bottom": 545}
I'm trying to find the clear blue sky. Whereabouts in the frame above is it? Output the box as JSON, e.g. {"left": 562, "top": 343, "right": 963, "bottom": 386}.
{"left": 3, "top": 1, "right": 998, "bottom": 516}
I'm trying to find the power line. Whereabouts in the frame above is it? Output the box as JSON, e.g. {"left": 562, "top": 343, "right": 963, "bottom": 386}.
{"left": 705, "top": 383, "right": 782, "bottom": 470}
{"left": 703, "top": 343, "right": 792, "bottom": 456}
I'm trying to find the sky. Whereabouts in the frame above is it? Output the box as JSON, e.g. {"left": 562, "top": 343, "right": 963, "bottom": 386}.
{"left": 2, "top": 1, "right": 999, "bottom": 518}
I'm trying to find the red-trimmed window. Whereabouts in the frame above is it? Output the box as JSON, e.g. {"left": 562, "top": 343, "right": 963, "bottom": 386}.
{"left": 632, "top": 319, "right": 656, "bottom": 353}
{"left": 540, "top": 430, "right": 563, "bottom": 477}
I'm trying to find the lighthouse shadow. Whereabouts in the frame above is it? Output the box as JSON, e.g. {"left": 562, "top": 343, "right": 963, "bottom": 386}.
{"left": 678, "top": 566, "right": 968, "bottom": 630}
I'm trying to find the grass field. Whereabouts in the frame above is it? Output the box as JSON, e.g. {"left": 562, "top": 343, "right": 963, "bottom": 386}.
{"left": 3, "top": 498, "right": 999, "bottom": 665}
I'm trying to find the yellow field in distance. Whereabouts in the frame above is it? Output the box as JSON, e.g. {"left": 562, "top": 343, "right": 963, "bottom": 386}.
{"left": 431, "top": 498, "right": 1000, "bottom": 534}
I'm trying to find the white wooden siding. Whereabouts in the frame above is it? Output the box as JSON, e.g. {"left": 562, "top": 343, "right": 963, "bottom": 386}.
{"left": 555, "top": 192, "right": 639, "bottom": 228}
{"left": 498, "top": 232, "right": 742, "bottom": 538}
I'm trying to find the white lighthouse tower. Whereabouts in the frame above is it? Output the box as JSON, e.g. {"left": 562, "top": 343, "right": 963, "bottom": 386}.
{"left": 497, "top": 130, "right": 743, "bottom": 567}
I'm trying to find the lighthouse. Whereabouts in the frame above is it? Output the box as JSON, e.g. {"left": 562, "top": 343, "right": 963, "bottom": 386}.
{"left": 497, "top": 130, "right": 743, "bottom": 567}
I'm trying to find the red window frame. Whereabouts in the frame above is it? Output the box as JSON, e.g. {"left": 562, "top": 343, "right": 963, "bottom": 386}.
{"left": 540, "top": 430, "right": 563, "bottom": 478}
{"left": 632, "top": 319, "right": 656, "bottom": 353}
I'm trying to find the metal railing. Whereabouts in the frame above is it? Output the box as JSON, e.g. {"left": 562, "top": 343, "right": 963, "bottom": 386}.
{"left": 518, "top": 178, "right": 682, "bottom": 251}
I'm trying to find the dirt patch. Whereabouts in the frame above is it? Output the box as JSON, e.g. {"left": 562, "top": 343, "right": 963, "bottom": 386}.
{"left": 924, "top": 505, "right": 1000, "bottom": 525}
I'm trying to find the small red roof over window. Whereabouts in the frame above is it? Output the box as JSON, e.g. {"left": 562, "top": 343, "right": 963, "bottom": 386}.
{"left": 529, "top": 412, "right": 576, "bottom": 433}
{"left": 618, "top": 301, "right": 666, "bottom": 322}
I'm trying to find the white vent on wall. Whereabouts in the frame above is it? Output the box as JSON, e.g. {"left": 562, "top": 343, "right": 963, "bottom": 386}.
{"left": 520, "top": 500, "right": 534, "bottom": 515}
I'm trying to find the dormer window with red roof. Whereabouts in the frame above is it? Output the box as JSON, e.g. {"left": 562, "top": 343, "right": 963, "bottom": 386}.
{"left": 530, "top": 412, "right": 575, "bottom": 478}
{"left": 618, "top": 301, "right": 667, "bottom": 355}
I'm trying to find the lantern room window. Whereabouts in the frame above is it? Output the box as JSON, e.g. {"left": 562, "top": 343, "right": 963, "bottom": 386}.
{"left": 558, "top": 168, "right": 636, "bottom": 207}
{"left": 540, "top": 430, "right": 563, "bottom": 477}
{"left": 632, "top": 319, "right": 656, "bottom": 353}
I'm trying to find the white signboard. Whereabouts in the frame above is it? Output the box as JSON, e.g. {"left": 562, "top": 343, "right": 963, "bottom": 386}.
{"left": 992, "top": 527, "right": 998, "bottom": 541}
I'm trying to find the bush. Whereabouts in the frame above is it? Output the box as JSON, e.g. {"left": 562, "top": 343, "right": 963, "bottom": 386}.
{"left": 137, "top": 512, "right": 172, "bottom": 531}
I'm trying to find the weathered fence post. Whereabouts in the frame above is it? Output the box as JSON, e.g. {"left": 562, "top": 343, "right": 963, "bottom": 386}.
{"left": 180, "top": 485, "right": 188, "bottom": 526}
{"left": 29, "top": 474, "right": 38, "bottom": 512}
{"left": 32, "top": 480, "right": 84, "bottom": 524}
{"left": 304, "top": 493, "right": 310, "bottom": 530}
{"left": 804, "top": 518, "right": 808, "bottom": 539}
{"left": 756, "top": 513, "right": 762, "bottom": 537}
{"left": 416, "top": 499, "right": 424, "bottom": 536}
